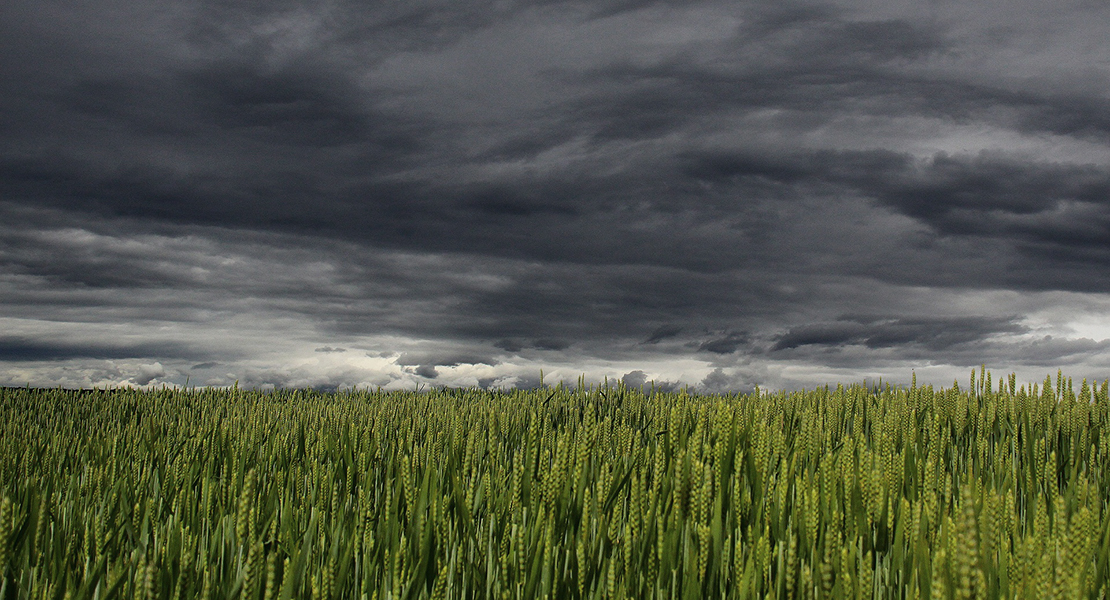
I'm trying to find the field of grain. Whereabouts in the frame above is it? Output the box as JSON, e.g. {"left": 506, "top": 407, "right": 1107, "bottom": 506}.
{"left": 0, "top": 368, "right": 1107, "bottom": 599}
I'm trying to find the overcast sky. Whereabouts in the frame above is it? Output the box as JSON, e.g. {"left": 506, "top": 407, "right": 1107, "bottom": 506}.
{"left": 3, "top": 0, "right": 1110, "bottom": 392}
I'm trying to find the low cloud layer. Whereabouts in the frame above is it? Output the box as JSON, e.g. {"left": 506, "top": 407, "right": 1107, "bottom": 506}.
{"left": 3, "top": 0, "right": 1110, "bottom": 391}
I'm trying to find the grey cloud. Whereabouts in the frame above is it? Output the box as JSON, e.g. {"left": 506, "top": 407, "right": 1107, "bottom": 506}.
{"left": 568, "top": 31, "right": 1110, "bottom": 155}
{"left": 414, "top": 365, "right": 439, "bottom": 379}
{"left": 700, "top": 367, "right": 733, "bottom": 393}
{"left": 184, "top": 64, "right": 365, "bottom": 146}
{"left": 532, "top": 338, "right": 571, "bottom": 351}
{"left": 4, "top": 0, "right": 1110, "bottom": 391}
{"left": 510, "top": 373, "right": 546, "bottom": 390}
{"left": 861, "top": 317, "right": 1028, "bottom": 350}
{"left": 1020, "top": 94, "right": 1110, "bottom": 142}
{"left": 621, "top": 369, "right": 683, "bottom": 393}
{"left": 0, "top": 337, "right": 201, "bottom": 362}
{"left": 132, "top": 362, "right": 166, "bottom": 386}
{"left": 395, "top": 352, "right": 499, "bottom": 367}
{"left": 494, "top": 338, "right": 572, "bottom": 353}
{"left": 8, "top": 22, "right": 1103, "bottom": 290}
{"left": 495, "top": 339, "right": 525, "bottom": 353}
{"left": 0, "top": 2, "right": 964, "bottom": 262}
{"left": 567, "top": 29, "right": 956, "bottom": 145}
{"left": 700, "top": 366, "right": 765, "bottom": 395}
{"left": 682, "top": 148, "right": 1110, "bottom": 286}
{"left": 698, "top": 332, "right": 749, "bottom": 354}
{"left": 978, "top": 336, "right": 1110, "bottom": 367}
{"left": 827, "top": 20, "right": 946, "bottom": 62}
{"left": 314, "top": 346, "right": 347, "bottom": 353}
{"left": 188, "top": 0, "right": 601, "bottom": 56}
{"left": 182, "top": 59, "right": 433, "bottom": 154}
{"left": 762, "top": 333, "right": 1110, "bottom": 378}
{"left": 771, "top": 322, "right": 868, "bottom": 351}
{"left": 648, "top": 379, "right": 684, "bottom": 394}
{"left": 772, "top": 316, "right": 1028, "bottom": 352}
{"left": 643, "top": 325, "right": 682, "bottom": 344}
{"left": 621, "top": 370, "right": 647, "bottom": 388}
{"left": 868, "top": 155, "right": 1110, "bottom": 238}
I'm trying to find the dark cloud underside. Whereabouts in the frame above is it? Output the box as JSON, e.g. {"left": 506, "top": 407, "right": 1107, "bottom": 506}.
{"left": 771, "top": 316, "right": 1028, "bottom": 351}
{"left": 0, "top": 337, "right": 199, "bottom": 362}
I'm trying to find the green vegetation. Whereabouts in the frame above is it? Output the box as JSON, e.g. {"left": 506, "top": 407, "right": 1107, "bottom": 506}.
{"left": 0, "top": 368, "right": 1108, "bottom": 599}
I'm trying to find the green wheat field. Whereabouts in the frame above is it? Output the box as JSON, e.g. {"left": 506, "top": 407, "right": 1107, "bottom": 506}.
{"left": 0, "top": 368, "right": 1108, "bottom": 599}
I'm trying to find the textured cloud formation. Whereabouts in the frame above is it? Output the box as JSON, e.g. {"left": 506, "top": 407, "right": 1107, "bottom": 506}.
{"left": 3, "top": 0, "right": 1110, "bottom": 391}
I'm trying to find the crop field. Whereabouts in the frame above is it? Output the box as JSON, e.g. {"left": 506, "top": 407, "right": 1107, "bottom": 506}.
{"left": 0, "top": 368, "right": 1108, "bottom": 599}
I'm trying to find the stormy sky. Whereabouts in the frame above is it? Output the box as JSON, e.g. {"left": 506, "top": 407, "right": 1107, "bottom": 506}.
{"left": 3, "top": 0, "right": 1110, "bottom": 392}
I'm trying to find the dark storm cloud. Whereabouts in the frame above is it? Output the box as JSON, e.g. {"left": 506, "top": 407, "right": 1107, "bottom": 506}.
{"left": 643, "top": 325, "right": 682, "bottom": 344}
{"left": 564, "top": 19, "right": 957, "bottom": 143}
{"left": 0, "top": 337, "right": 199, "bottom": 362}
{"left": 682, "top": 147, "right": 1110, "bottom": 222}
{"left": 1008, "top": 337, "right": 1110, "bottom": 366}
{"left": 394, "top": 350, "right": 500, "bottom": 383}
{"left": 567, "top": 21, "right": 1110, "bottom": 152}
{"left": 0, "top": 65, "right": 434, "bottom": 234}
{"left": 494, "top": 339, "right": 525, "bottom": 353}
{"left": 0, "top": 216, "right": 210, "bottom": 291}
{"left": 532, "top": 339, "right": 571, "bottom": 351}
{"left": 682, "top": 148, "right": 1110, "bottom": 286}
{"left": 185, "top": 0, "right": 688, "bottom": 59}
{"left": 413, "top": 365, "right": 439, "bottom": 379}
{"left": 698, "top": 332, "right": 749, "bottom": 354}
{"left": 3, "top": 0, "right": 1105, "bottom": 281}
{"left": 771, "top": 316, "right": 1028, "bottom": 352}
{"left": 1022, "top": 95, "right": 1110, "bottom": 142}
{"left": 383, "top": 264, "right": 791, "bottom": 350}
{"left": 395, "top": 352, "right": 499, "bottom": 367}
{"left": 492, "top": 338, "right": 573, "bottom": 353}
{"left": 3, "top": 0, "right": 1110, "bottom": 390}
